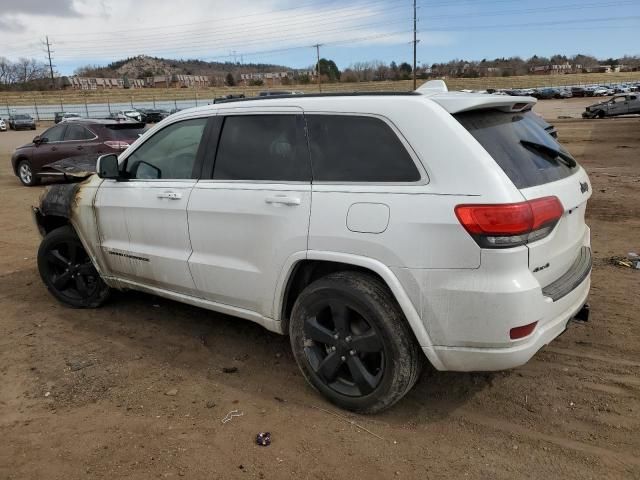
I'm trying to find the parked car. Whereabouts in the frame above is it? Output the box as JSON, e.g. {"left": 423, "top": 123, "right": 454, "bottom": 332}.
{"left": 592, "top": 87, "right": 610, "bottom": 97}
{"left": 11, "top": 118, "right": 146, "bottom": 186}
{"left": 556, "top": 88, "right": 573, "bottom": 99}
{"left": 55, "top": 112, "right": 82, "bottom": 123}
{"left": 532, "top": 88, "right": 557, "bottom": 100}
{"left": 0, "top": 119, "right": 6, "bottom": 132}
{"left": 258, "top": 90, "right": 305, "bottom": 96}
{"left": 117, "top": 109, "right": 143, "bottom": 122}
{"left": 570, "top": 86, "right": 587, "bottom": 97}
{"left": 138, "top": 108, "right": 169, "bottom": 123}
{"left": 32, "top": 87, "right": 592, "bottom": 413}
{"left": 8, "top": 114, "right": 36, "bottom": 130}
{"left": 582, "top": 93, "right": 640, "bottom": 118}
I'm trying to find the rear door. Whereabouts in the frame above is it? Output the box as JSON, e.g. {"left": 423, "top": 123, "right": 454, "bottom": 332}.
{"left": 455, "top": 109, "right": 591, "bottom": 288}
{"left": 187, "top": 109, "right": 311, "bottom": 316}
{"left": 62, "top": 124, "right": 99, "bottom": 156}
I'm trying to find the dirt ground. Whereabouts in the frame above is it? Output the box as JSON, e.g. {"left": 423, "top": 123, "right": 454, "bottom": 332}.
{"left": 0, "top": 102, "right": 639, "bottom": 480}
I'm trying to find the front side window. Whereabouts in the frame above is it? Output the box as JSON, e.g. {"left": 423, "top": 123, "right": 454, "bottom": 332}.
{"left": 64, "top": 124, "right": 94, "bottom": 141}
{"left": 305, "top": 115, "right": 420, "bottom": 182}
{"left": 213, "top": 115, "right": 308, "bottom": 181}
{"left": 43, "top": 124, "right": 66, "bottom": 142}
{"left": 125, "top": 117, "right": 207, "bottom": 179}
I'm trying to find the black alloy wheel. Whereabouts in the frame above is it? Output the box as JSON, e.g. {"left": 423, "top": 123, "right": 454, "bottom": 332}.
{"left": 37, "top": 226, "right": 110, "bottom": 308}
{"left": 290, "top": 271, "right": 423, "bottom": 413}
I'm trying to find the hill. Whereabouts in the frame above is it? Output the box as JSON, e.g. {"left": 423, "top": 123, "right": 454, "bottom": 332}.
{"left": 74, "top": 55, "right": 293, "bottom": 80}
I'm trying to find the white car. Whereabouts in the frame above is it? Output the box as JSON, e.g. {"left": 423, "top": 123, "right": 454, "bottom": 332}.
{"left": 592, "top": 87, "right": 611, "bottom": 97}
{"left": 0, "top": 119, "right": 6, "bottom": 131}
{"left": 118, "top": 109, "right": 143, "bottom": 122}
{"left": 33, "top": 83, "right": 592, "bottom": 413}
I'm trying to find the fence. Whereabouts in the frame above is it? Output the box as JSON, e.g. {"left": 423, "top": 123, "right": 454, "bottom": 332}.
{"left": 2, "top": 72, "right": 640, "bottom": 121}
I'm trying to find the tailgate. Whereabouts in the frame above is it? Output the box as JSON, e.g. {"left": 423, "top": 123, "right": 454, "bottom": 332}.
{"left": 520, "top": 168, "right": 591, "bottom": 287}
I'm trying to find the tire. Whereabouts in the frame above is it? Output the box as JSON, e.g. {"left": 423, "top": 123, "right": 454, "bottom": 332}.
{"left": 597, "top": 110, "right": 605, "bottom": 119}
{"left": 289, "top": 271, "right": 423, "bottom": 414}
{"left": 17, "top": 160, "right": 40, "bottom": 186}
{"left": 37, "top": 226, "right": 110, "bottom": 308}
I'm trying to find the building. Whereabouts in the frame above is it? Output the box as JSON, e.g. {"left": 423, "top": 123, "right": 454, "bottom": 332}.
{"left": 145, "top": 74, "right": 209, "bottom": 88}
{"left": 60, "top": 76, "right": 145, "bottom": 90}
{"left": 239, "top": 70, "right": 316, "bottom": 86}
{"left": 529, "top": 63, "right": 583, "bottom": 75}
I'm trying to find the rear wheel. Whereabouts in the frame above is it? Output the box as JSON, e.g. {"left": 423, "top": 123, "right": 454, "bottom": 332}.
{"left": 289, "top": 271, "right": 422, "bottom": 413}
{"left": 17, "top": 160, "right": 40, "bottom": 186}
{"left": 37, "top": 226, "right": 110, "bottom": 308}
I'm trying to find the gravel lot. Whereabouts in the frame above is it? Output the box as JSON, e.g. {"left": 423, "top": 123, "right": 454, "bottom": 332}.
{"left": 1, "top": 102, "right": 639, "bottom": 479}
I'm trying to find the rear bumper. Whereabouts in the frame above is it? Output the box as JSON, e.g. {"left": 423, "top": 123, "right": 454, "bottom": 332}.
{"left": 394, "top": 235, "right": 592, "bottom": 372}
{"left": 423, "top": 274, "right": 590, "bottom": 371}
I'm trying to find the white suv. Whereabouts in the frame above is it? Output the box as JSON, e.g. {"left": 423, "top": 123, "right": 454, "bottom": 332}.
{"left": 34, "top": 84, "right": 592, "bottom": 413}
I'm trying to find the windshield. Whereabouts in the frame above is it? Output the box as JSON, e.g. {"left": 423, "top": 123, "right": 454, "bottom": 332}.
{"left": 455, "top": 109, "right": 578, "bottom": 189}
{"left": 15, "top": 114, "right": 30, "bottom": 119}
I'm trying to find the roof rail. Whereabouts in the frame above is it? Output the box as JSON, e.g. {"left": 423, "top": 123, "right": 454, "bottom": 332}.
{"left": 213, "top": 91, "right": 419, "bottom": 104}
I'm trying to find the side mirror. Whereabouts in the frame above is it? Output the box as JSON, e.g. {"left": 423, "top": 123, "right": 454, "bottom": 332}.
{"left": 96, "top": 154, "right": 120, "bottom": 179}
{"left": 33, "top": 136, "right": 47, "bottom": 145}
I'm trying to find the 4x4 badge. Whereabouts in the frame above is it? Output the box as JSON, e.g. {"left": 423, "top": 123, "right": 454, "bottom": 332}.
{"left": 580, "top": 181, "right": 589, "bottom": 194}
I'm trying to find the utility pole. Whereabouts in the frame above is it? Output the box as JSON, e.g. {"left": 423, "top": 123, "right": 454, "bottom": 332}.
{"left": 314, "top": 43, "right": 322, "bottom": 92}
{"left": 44, "top": 35, "right": 56, "bottom": 89}
{"left": 413, "top": 0, "right": 417, "bottom": 90}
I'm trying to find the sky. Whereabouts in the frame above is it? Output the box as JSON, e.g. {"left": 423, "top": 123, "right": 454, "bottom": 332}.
{"left": 0, "top": 0, "right": 638, "bottom": 75}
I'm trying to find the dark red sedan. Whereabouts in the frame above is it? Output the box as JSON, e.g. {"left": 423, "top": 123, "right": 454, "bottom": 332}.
{"left": 11, "top": 118, "right": 146, "bottom": 186}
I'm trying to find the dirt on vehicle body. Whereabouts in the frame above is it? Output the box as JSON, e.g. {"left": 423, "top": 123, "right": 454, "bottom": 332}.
{"left": 0, "top": 111, "right": 639, "bottom": 479}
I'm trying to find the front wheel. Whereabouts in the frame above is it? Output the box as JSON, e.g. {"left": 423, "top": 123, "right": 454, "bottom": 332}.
{"left": 597, "top": 110, "right": 606, "bottom": 119}
{"left": 289, "top": 271, "right": 423, "bottom": 413}
{"left": 17, "top": 160, "right": 40, "bottom": 186}
{"left": 37, "top": 226, "right": 110, "bottom": 308}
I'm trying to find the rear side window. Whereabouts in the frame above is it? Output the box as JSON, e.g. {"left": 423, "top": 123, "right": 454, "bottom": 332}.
{"left": 64, "top": 125, "right": 94, "bottom": 141}
{"left": 213, "top": 115, "right": 309, "bottom": 181}
{"left": 305, "top": 115, "right": 420, "bottom": 182}
{"left": 454, "top": 110, "right": 578, "bottom": 189}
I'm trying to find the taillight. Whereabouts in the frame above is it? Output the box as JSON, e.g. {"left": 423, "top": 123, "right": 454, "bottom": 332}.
{"left": 455, "top": 196, "right": 563, "bottom": 248}
{"left": 104, "top": 140, "right": 130, "bottom": 150}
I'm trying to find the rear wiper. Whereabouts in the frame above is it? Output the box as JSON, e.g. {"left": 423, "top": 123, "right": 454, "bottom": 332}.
{"left": 520, "top": 140, "right": 577, "bottom": 168}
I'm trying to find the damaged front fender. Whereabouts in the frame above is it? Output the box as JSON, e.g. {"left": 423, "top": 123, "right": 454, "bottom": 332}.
{"left": 33, "top": 182, "right": 85, "bottom": 237}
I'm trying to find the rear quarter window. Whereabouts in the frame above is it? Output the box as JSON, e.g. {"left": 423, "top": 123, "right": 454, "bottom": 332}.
{"left": 305, "top": 115, "right": 420, "bottom": 183}
{"left": 454, "top": 110, "right": 578, "bottom": 189}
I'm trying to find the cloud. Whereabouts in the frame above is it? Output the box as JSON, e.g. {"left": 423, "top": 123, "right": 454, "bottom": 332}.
{"left": 1, "top": 0, "right": 82, "bottom": 17}
{"left": 0, "top": 17, "right": 25, "bottom": 32}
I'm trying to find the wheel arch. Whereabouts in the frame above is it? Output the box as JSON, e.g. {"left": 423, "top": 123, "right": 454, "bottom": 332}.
{"left": 275, "top": 251, "right": 438, "bottom": 364}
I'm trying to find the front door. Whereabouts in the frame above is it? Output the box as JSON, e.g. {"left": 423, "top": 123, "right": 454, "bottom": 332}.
{"left": 608, "top": 96, "right": 628, "bottom": 116}
{"left": 94, "top": 116, "right": 210, "bottom": 295}
{"left": 32, "top": 124, "right": 68, "bottom": 170}
{"left": 188, "top": 111, "right": 311, "bottom": 317}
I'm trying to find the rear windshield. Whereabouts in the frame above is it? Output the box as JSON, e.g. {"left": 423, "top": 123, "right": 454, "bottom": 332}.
{"left": 454, "top": 109, "right": 578, "bottom": 189}
{"left": 105, "top": 124, "right": 146, "bottom": 140}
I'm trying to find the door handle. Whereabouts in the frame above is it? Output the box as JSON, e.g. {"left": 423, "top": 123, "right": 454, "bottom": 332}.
{"left": 51, "top": 146, "right": 57, "bottom": 151}
{"left": 265, "top": 195, "right": 301, "bottom": 206}
{"left": 157, "top": 191, "right": 182, "bottom": 200}
{"left": 76, "top": 146, "right": 83, "bottom": 150}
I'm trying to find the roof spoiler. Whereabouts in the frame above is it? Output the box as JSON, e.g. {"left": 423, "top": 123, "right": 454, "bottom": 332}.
{"left": 415, "top": 80, "right": 448, "bottom": 94}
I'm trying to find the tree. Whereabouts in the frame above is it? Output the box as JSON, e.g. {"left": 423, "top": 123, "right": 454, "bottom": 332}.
{"left": 317, "top": 58, "right": 340, "bottom": 81}
{"left": 225, "top": 72, "right": 236, "bottom": 86}
{"left": 398, "top": 62, "right": 412, "bottom": 80}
